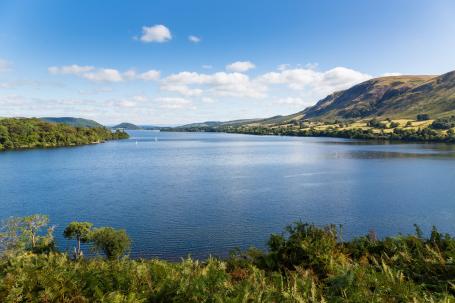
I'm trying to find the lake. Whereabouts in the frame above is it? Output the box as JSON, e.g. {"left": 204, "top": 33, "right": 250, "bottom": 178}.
{"left": 1, "top": 131, "right": 455, "bottom": 260}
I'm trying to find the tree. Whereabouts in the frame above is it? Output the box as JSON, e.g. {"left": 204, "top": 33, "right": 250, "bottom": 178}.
{"left": 91, "top": 227, "right": 130, "bottom": 259}
{"left": 0, "top": 215, "right": 54, "bottom": 254}
{"left": 21, "top": 215, "right": 52, "bottom": 250}
{"left": 63, "top": 222, "right": 93, "bottom": 259}
{"left": 417, "top": 114, "right": 430, "bottom": 121}
{"left": 390, "top": 122, "right": 400, "bottom": 128}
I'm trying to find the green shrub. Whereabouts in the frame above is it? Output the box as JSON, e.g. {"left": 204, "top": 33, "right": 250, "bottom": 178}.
{"left": 1, "top": 216, "right": 455, "bottom": 301}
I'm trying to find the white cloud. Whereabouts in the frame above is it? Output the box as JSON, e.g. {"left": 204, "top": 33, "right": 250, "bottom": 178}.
{"left": 78, "top": 87, "right": 113, "bottom": 95}
{"left": 118, "top": 99, "right": 137, "bottom": 108}
{"left": 188, "top": 35, "right": 201, "bottom": 43}
{"left": 140, "top": 25, "right": 172, "bottom": 43}
{"left": 0, "top": 59, "right": 12, "bottom": 72}
{"left": 381, "top": 72, "right": 402, "bottom": 77}
{"left": 138, "top": 70, "right": 161, "bottom": 81}
{"left": 202, "top": 65, "right": 213, "bottom": 69}
{"left": 304, "top": 62, "right": 319, "bottom": 70}
{"left": 226, "top": 61, "right": 256, "bottom": 73}
{"left": 160, "top": 84, "right": 203, "bottom": 97}
{"left": 117, "top": 96, "right": 146, "bottom": 108}
{"left": 49, "top": 65, "right": 160, "bottom": 82}
{"left": 201, "top": 97, "right": 215, "bottom": 103}
{"left": 277, "top": 64, "right": 290, "bottom": 71}
{"left": 82, "top": 69, "right": 123, "bottom": 82}
{"left": 157, "top": 97, "right": 193, "bottom": 109}
{"left": 276, "top": 97, "right": 312, "bottom": 107}
{"left": 161, "top": 71, "right": 266, "bottom": 98}
{"left": 122, "top": 69, "right": 160, "bottom": 81}
{"left": 123, "top": 69, "right": 137, "bottom": 80}
{"left": 48, "top": 65, "right": 94, "bottom": 75}
{"left": 259, "top": 67, "right": 371, "bottom": 92}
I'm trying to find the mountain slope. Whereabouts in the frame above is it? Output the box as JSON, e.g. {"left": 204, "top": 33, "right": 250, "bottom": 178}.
{"left": 175, "top": 70, "right": 455, "bottom": 130}
{"left": 41, "top": 117, "right": 104, "bottom": 128}
{"left": 298, "top": 71, "right": 455, "bottom": 121}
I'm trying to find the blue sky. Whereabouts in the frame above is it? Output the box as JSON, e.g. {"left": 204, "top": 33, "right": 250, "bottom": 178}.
{"left": 1, "top": 0, "right": 455, "bottom": 125}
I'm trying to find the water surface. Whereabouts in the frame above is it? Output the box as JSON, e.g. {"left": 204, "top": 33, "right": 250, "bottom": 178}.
{"left": 1, "top": 131, "right": 455, "bottom": 260}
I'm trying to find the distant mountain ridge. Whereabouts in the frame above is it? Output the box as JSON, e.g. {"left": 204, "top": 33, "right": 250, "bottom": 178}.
{"left": 178, "top": 70, "right": 455, "bottom": 128}
{"left": 273, "top": 70, "right": 455, "bottom": 123}
{"left": 112, "top": 122, "right": 142, "bottom": 130}
{"left": 41, "top": 117, "right": 104, "bottom": 128}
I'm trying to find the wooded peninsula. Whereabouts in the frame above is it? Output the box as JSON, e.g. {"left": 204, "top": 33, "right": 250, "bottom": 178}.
{"left": 0, "top": 118, "right": 129, "bottom": 151}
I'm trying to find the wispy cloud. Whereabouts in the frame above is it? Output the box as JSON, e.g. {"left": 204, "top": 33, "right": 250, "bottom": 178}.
{"left": 188, "top": 35, "right": 201, "bottom": 43}
{"left": 381, "top": 72, "right": 402, "bottom": 77}
{"left": 82, "top": 69, "right": 123, "bottom": 82}
{"left": 157, "top": 97, "right": 194, "bottom": 109}
{"left": 160, "top": 66, "right": 370, "bottom": 101}
{"left": 48, "top": 65, "right": 94, "bottom": 75}
{"left": 139, "top": 25, "right": 172, "bottom": 43}
{"left": 137, "top": 70, "right": 161, "bottom": 80}
{"left": 161, "top": 71, "right": 266, "bottom": 98}
{"left": 226, "top": 61, "right": 255, "bottom": 73}
{"left": 258, "top": 67, "right": 371, "bottom": 92}
{"left": 48, "top": 65, "right": 160, "bottom": 82}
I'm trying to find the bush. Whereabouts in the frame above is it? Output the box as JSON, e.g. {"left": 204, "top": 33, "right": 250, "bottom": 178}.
{"left": 91, "top": 227, "right": 131, "bottom": 259}
{"left": 417, "top": 114, "right": 430, "bottom": 121}
{"left": 390, "top": 121, "right": 400, "bottom": 128}
{"left": 431, "top": 116, "right": 455, "bottom": 130}
{"left": 2, "top": 216, "right": 455, "bottom": 301}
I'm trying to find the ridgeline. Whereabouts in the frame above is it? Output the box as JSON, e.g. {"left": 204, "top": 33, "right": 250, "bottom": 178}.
{"left": 172, "top": 70, "right": 455, "bottom": 143}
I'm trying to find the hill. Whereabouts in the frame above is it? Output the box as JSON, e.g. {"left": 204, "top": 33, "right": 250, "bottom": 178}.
{"left": 112, "top": 122, "right": 142, "bottom": 130}
{"left": 0, "top": 118, "right": 128, "bottom": 151}
{"left": 172, "top": 70, "right": 455, "bottom": 142}
{"left": 181, "top": 70, "right": 455, "bottom": 128}
{"left": 41, "top": 117, "right": 104, "bottom": 128}
{"left": 284, "top": 70, "right": 455, "bottom": 122}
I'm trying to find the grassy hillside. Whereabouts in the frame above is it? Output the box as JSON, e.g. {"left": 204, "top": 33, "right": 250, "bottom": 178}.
{"left": 41, "top": 117, "right": 104, "bottom": 128}
{"left": 276, "top": 70, "right": 455, "bottom": 122}
{"left": 173, "top": 70, "right": 455, "bottom": 142}
{"left": 112, "top": 122, "right": 143, "bottom": 130}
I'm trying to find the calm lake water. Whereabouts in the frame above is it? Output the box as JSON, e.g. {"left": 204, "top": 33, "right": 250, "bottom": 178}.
{"left": 1, "top": 131, "right": 455, "bottom": 260}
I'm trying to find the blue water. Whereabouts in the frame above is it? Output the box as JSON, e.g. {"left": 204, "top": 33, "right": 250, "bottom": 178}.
{"left": 1, "top": 131, "right": 455, "bottom": 260}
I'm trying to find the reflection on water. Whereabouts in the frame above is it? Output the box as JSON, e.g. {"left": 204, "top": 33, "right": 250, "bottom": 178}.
{"left": 1, "top": 131, "right": 455, "bottom": 260}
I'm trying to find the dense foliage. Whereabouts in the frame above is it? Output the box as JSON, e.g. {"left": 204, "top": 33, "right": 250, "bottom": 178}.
{"left": 172, "top": 120, "right": 455, "bottom": 143}
{"left": 0, "top": 118, "right": 128, "bottom": 151}
{"left": 431, "top": 116, "right": 455, "bottom": 130}
{"left": 1, "top": 216, "right": 455, "bottom": 302}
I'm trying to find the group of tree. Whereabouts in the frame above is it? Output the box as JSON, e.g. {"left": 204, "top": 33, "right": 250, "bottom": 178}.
{"left": 430, "top": 116, "right": 455, "bottom": 130}
{"left": 1, "top": 215, "right": 455, "bottom": 301}
{"left": 0, "top": 118, "right": 128, "bottom": 151}
{"left": 175, "top": 119, "right": 455, "bottom": 143}
{"left": 0, "top": 215, "right": 130, "bottom": 260}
